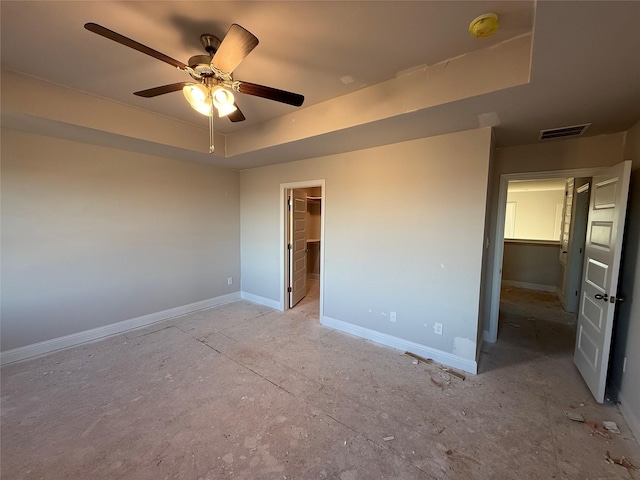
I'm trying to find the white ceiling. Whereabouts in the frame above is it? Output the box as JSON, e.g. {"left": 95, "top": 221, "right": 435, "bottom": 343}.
{"left": 2, "top": 1, "right": 639, "bottom": 169}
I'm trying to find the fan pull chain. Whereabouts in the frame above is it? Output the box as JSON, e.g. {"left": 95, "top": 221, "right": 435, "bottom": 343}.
{"left": 208, "top": 90, "right": 215, "bottom": 154}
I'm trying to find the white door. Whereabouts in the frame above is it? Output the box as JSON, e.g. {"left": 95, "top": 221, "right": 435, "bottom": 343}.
{"left": 574, "top": 161, "right": 631, "bottom": 403}
{"left": 289, "top": 189, "right": 307, "bottom": 307}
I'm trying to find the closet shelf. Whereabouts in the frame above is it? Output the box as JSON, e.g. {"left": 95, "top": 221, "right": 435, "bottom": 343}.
{"left": 307, "top": 238, "right": 321, "bottom": 243}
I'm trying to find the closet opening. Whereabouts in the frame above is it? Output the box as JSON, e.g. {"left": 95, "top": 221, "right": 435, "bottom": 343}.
{"left": 280, "top": 181, "right": 325, "bottom": 319}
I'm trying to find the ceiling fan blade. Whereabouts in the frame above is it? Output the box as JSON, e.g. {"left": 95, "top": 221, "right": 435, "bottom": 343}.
{"left": 84, "top": 23, "right": 188, "bottom": 71}
{"left": 212, "top": 24, "right": 259, "bottom": 73}
{"left": 235, "top": 81, "right": 304, "bottom": 107}
{"left": 227, "top": 105, "right": 246, "bottom": 123}
{"left": 134, "top": 82, "right": 191, "bottom": 98}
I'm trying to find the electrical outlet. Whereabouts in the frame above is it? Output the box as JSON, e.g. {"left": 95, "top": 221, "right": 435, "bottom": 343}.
{"left": 434, "top": 323, "right": 443, "bottom": 335}
{"left": 227, "top": 277, "right": 233, "bottom": 285}
{"left": 390, "top": 312, "right": 397, "bottom": 323}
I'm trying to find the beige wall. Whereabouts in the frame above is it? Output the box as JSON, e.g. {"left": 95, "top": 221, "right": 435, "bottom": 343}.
{"left": 502, "top": 242, "right": 561, "bottom": 289}
{"left": 240, "top": 128, "right": 492, "bottom": 369}
{"left": 493, "top": 134, "right": 626, "bottom": 175}
{"left": 506, "top": 189, "right": 564, "bottom": 240}
{"left": 1, "top": 129, "right": 240, "bottom": 351}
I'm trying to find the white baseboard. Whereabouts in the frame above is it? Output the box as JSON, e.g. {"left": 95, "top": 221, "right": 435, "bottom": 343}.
{"left": 321, "top": 316, "right": 477, "bottom": 374}
{"left": 240, "top": 291, "right": 282, "bottom": 311}
{"left": 0, "top": 292, "right": 241, "bottom": 366}
{"left": 618, "top": 392, "right": 640, "bottom": 443}
{"left": 502, "top": 280, "right": 556, "bottom": 293}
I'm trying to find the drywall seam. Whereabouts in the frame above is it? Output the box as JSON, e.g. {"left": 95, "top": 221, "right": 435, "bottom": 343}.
{"left": 618, "top": 392, "right": 640, "bottom": 443}
{"left": 501, "top": 280, "right": 557, "bottom": 293}
{"left": 322, "top": 316, "right": 478, "bottom": 374}
{"left": 240, "top": 291, "right": 282, "bottom": 311}
{"left": 0, "top": 292, "right": 241, "bottom": 366}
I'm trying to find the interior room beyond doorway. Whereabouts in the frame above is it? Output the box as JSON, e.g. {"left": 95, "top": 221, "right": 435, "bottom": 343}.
{"left": 497, "top": 177, "right": 592, "bottom": 361}
{"left": 501, "top": 177, "right": 591, "bottom": 317}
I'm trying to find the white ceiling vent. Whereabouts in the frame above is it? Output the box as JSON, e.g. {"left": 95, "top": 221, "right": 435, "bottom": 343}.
{"left": 539, "top": 123, "right": 590, "bottom": 140}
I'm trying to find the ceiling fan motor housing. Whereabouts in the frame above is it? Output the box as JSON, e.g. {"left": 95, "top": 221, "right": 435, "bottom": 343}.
{"left": 188, "top": 34, "right": 223, "bottom": 80}
{"left": 188, "top": 54, "right": 214, "bottom": 77}
{"left": 200, "top": 33, "right": 221, "bottom": 55}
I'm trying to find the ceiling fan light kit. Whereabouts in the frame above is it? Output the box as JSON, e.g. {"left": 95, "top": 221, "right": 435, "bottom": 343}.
{"left": 211, "top": 86, "right": 237, "bottom": 117}
{"left": 468, "top": 13, "right": 499, "bottom": 39}
{"left": 84, "top": 22, "right": 304, "bottom": 155}
{"left": 183, "top": 84, "right": 211, "bottom": 115}
{"left": 183, "top": 84, "right": 237, "bottom": 118}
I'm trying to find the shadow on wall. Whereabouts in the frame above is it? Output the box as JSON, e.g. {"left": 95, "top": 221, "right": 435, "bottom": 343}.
{"left": 608, "top": 173, "right": 640, "bottom": 399}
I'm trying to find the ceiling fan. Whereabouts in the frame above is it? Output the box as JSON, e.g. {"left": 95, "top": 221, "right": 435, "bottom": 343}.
{"left": 84, "top": 22, "right": 305, "bottom": 153}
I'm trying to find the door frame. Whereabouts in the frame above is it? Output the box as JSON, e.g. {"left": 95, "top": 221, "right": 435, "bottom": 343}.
{"left": 486, "top": 167, "right": 602, "bottom": 343}
{"left": 280, "top": 180, "right": 325, "bottom": 317}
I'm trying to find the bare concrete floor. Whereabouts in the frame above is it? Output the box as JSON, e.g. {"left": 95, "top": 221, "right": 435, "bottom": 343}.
{"left": 1, "top": 282, "right": 638, "bottom": 479}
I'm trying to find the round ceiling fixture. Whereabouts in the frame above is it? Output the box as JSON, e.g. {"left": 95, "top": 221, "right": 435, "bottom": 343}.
{"left": 468, "top": 13, "right": 499, "bottom": 39}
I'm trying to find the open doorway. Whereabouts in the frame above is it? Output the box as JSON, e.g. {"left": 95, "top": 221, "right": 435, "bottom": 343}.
{"left": 497, "top": 177, "right": 591, "bottom": 365}
{"left": 501, "top": 177, "right": 591, "bottom": 310}
{"left": 279, "top": 180, "right": 325, "bottom": 320}
{"left": 486, "top": 167, "right": 602, "bottom": 344}
{"left": 485, "top": 163, "right": 632, "bottom": 403}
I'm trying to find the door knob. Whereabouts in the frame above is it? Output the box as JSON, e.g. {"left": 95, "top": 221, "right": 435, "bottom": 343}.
{"left": 594, "top": 293, "right": 609, "bottom": 302}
